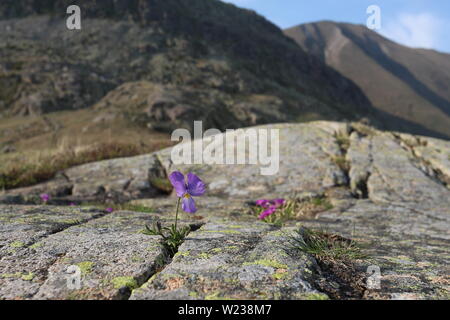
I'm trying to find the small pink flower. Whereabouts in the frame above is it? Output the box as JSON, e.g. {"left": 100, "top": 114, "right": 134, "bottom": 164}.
{"left": 258, "top": 206, "right": 277, "bottom": 220}
{"left": 40, "top": 193, "right": 50, "bottom": 203}
{"left": 105, "top": 208, "right": 114, "bottom": 213}
{"left": 256, "top": 199, "right": 286, "bottom": 220}
{"left": 255, "top": 199, "right": 270, "bottom": 207}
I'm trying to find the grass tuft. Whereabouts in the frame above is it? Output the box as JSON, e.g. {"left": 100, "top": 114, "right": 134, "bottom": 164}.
{"left": 335, "top": 131, "right": 350, "bottom": 152}
{"left": 288, "top": 227, "right": 366, "bottom": 262}
{"left": 332, "top": 155, "right": 350, "bottom": 173}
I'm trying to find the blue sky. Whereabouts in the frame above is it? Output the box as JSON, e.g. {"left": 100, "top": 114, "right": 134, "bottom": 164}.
{"left": 222, "top": 0, "right": 450, "bottom": 53}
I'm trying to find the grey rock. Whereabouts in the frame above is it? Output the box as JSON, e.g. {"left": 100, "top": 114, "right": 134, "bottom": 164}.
{"left": 1, "top": 121, "right": 449, "bottom": 300}
{"left": 0, "top": 207, "right": 190, "bottom": 300}
{"left": 130, "top": 222, "right": 326, "bottom": 300}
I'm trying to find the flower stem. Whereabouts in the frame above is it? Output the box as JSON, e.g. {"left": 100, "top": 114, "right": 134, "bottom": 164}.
{"left": 174, "top": 197, "right": 181, "bottom": 231}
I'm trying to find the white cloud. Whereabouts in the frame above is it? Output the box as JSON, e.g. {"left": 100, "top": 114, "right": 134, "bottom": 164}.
{"left": 381, "top": 13, "right": 444, "bottom": 50}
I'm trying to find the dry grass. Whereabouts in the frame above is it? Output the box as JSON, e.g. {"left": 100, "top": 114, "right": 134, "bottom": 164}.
{"left": 0, "top": 109, "right": 175, "bottom": 190}
{"left": 0, "top": 141, "right": 168, "bottom": 190}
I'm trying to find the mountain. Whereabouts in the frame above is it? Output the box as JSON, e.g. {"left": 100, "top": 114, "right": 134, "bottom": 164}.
{"left": 0, "top": 0, "right": 375, "bottom": 129}
{"left": 0, "top": 1, "right": 445, "bottom": 178}
{"left": 285, "top": 21, "right": 450, "bottom": 139}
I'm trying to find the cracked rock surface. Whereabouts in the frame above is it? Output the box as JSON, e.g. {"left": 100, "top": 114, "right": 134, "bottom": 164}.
{"left": 0, "top": 121, "right": 449, "bottom": 300}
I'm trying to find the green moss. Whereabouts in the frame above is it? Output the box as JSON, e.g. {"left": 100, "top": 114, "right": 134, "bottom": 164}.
{"left": 205, "top": 292, "right": 233, "bottom": 300}
{"left": 1, "top": 272, "right": 22, "bottom": 279}
{"left": 211, "top": 248, "right": 223, "bottom": 253}
{"left": 202, "top": 230, "right": 241, "bottom": 234}
{"left": 198, "top": 252, "right": 211, "bottom": 259}
{"left": 62, "top": 219, "right": 80, "bottom": 225}
{"left": 268, "top": 230, "right": 285, "bottom": 237}
{"left": 21, "top": 272, "right": 34, "bottom": 281}
{"left": 174, "top": 250, "right": 190, "bottom": 258}
{"left": 111, "top": 276, "right": 138, "bottom": 290}
{"left": 76, "top": 261, "right": 94, "bottom": 275}
{"left": 131, "top": 255, "right": 144, "bottom": 263}
{"left": 303, "top": 293, "right": 329, "bottom": 300}
{"left": 272, "top": 271, "right": 289, "bottom": 280}
{"left": 10, "top": 241, "right": 25, "bottom": 248}
{"left": 189, "top": 291, "right": 199, "bottom": 298}
{"left": 243, "top": 259, "right": 288, "bottom": 269}
{"left": 29, "top": 242, "right": 43, "bottom": 249}
{"left": 2, "top": 272, "right": 34, "bottom": 281}
{"left": 224, "top": 278, "right": 239, "bottom": 285}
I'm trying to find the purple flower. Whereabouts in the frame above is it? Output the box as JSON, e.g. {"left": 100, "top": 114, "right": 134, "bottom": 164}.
{"left": 255, "top": 199, "right": 270, "bottom": 207}
{"left": 255, "top": 198, "right": 285, "bottom": 208}
{"left": 105, "top": 208, "right": 114, "bottom": 213}
{"left": 169, "top": 171, "right": 206, "bottom": 214}
{"left": 255, "top": 198, "right": 285, "bottom": 220}
{"left": 258, "top": 206, "right": 276, "bottom": 220}
{"left": 40, "top": 193, "right": 50, "bottom": 203}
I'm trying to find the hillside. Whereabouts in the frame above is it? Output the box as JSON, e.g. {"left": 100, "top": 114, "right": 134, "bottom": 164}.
{"left": 0, "top": 0, "right": 375, "bottom": 126}
{"left": 285, "top": 21, "right": 450, "bottom": 139}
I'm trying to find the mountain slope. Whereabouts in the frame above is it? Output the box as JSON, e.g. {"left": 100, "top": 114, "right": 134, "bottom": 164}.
{"left": 0, "top": 0, "right": 375, "bottom": 127}
{"left": 285, "top": 21, "right": 450, "bottom": 139}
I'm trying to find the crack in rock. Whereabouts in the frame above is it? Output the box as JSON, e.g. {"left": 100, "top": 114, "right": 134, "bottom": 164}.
{"left": 392, "top": 133, "right": 450, "bottom": 188}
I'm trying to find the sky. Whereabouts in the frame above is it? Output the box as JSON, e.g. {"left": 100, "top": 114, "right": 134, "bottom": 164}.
{"left": 222, "top": 0, "right": 450, "bottom": 53}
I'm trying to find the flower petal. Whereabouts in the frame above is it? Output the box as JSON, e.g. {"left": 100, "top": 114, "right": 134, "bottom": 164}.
{"left": 255, "top": 199, "right": 269, "bottom": 207}
{"left": 169, "top": 171, "right": 187, "bottom": 197}
{"left": 186, "top": 173, "right": 206, "bottom": 196}
{"left": 182, "top": 196, "right": 197, "bottom": 214}
{"left": 258, "top": 207, "right": 276, "bottom": 220}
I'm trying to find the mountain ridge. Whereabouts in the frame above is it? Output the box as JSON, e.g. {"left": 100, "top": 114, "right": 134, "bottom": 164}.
{"left": 285, "top": 21, "right": 450, "bottom": 139}
{"left": 0, "top": 0, "right": 448, "bottom": 169}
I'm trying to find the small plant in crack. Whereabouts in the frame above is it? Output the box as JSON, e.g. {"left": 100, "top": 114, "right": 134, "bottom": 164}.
{"left": 251, "top": 199, "right": 287, "bottom": 226}
{"left": 143, "top": 171, "right": 206, "bottom": 255}
{"left": 335, "top": 131, "right": 350, "bottom": 152}
{"left": 144, "top": 221, "right": 190, "bottom": 256}
{"left": 287, "top": 226, "right": 369, "bottom": 299}
{"left": 288, "top": 227, "right": 366, "bottom": 261}
{"left": 40, "top": 193, "right": 50, "bottom": 204}
{"left": 332, "top": 155, "right": 350, "bottom": 173}
{"left": 251, "top": 197, "right": 333, "bottom": 225}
